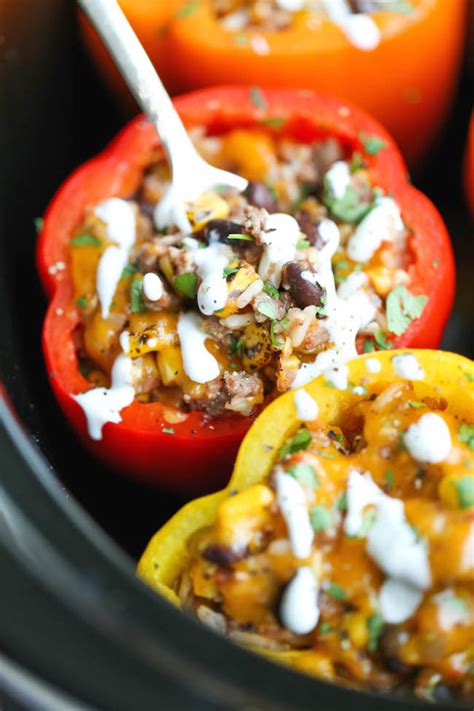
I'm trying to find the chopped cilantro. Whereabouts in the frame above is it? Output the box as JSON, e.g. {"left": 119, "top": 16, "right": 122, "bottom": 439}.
{"left": 386, "top": 285, "right": 428, "bottom": 336}
{"left": 319, "top": 622, "right": 332, "bottom": 634}
{"left": 234, "top": 33, "right": 249, "bottom": 46}
{"left": 174, "top": 273, "right": 198, "bottom": 299}
{"left": 263, "top": 281, "right": 279, "bottom": 299}
{"left": 409, "top": 400, "right": 426, "bottom": 408}
{"left": 363, "top": 339, "right": 376, "bottom": 353}
{"left": 455, "top": 476, "right": 474, "bottom": 508}
{"left": 384, "top": 470, "right": 394, "bottom": 490}
{"left": 279, "top": 317, "right": 290, "bottom": 330}
{"left": 317, "top": 450, "right": 336, "bottom": 459}
{"left": 176, "top": 2, "right": 197, "bottom": 18}
{"left": 465, "top": 372, "right": 474, "bottom": 383}
{"left": 324, "top": 180, "right": 375, "bottom": 224}
{"left": 296, "top": 239, "right": 311, "bottom": 250}
{"left": 249, "top": 86, "right": 267, "bottom": 110}
{"left": 130, "top": 276, "right": 146, "bottom": 313}
{"left": 357, "top": 508, "right": 377, "bottom": 537}
{"left": 433, "top": 259, "right": 439, "bottom": 268}
{"left": 360, "top": 133, "right": 387, "bottom": 156}
{"left": 223, "top": 266, "right": 239, "bottom": 278}
{"left": 227, "top": 233, "right": 255, "bottom": 241}
{"left": 229, "top": 336, "right": 245, "bottom": 357}
{"left": 34, "top": 216, "right": 44, "bottom": 233}
{"left": 310, "top": 505, "right": 333, "bottom": 533}
{"left": 288, "top": 462, "right": 318, "bottom": 488}
{"left": 75, "top": 295, "right": 87, "bottom": 310}
{"left": 327, "top": 582, "right": 346, "bottom": 601}
{"left": 374, "top": 328, "right": 392, "bottom": 350}
{"left": 270, "top": 320, "right": 283, "bottom": 348}
{"left": 349, "top": 151, "right": 366, "bottom": 173}
{"left": 121, "top": 263, "right": 137, "bottom": 279}
{"left": 367, "top": 614, "right": 384, "bottom": 652}
{"left": 261, "top": 117, "right": 285, "bottom": 129}
{"left": 385, "top": 0, "right": 414, "bottom": 13}
{"left": 229, "top": 363, "right": 238, "bottom": 369}
{"left": 257, "top": 301, "right": 278, "bottom": 320}
{"left": 162, "top": 427, "right": 175, "bottom": 435}
{"left": 280, "top": 428, "right": 312, "bottom": 459}
{"left": 71, "top": 233, "right": 100, "bottom": 247}
{"left": 458, "top": 424, "right": 474, "bottom": 450}
{"left": 337, "top": 491, "right": 348, "bottom": 512}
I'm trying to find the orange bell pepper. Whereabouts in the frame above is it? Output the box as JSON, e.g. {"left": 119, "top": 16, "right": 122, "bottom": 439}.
{"left": 79, "top": 0, "right": 467, "bottom": 167}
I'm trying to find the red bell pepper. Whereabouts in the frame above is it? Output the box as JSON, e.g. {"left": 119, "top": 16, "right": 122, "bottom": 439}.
{"left": 37, "top": 87, "right": 455, "bottom": 492}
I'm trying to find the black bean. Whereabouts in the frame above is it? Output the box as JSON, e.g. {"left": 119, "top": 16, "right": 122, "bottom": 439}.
{"left": 203, "top": 219, "right": 249, "bottom": 246}
{"left": 202, "top": 543, "right": 247, "bottom": 567}
{"left": 137, "top": 198, "right": 156, "bottom": 220}
{"left": 243, "top": 181, "right": 277, "bottom": 212}
{"left": 284, "top": 262, "right": 324, "bottom": 309}
{"left": 295, "top": 211, "right": 327, "bottom": 248}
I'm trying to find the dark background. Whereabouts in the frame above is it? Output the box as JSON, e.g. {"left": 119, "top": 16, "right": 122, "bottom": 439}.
{"left": 0, "top": 2, "right": 472, "bottom": 709}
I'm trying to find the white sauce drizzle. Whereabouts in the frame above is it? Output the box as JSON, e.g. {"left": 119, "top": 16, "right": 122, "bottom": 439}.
{"left": 73, "top": 332, "right": 134, "bottom": 440}
{"left": 143, "top": 272, "right": 163, "bottom": 301}
{"left": 194, "top": 242, "right": 231, "bottom": 315}
{"left": 392, "top": 353, "right": 425, "bottom": 381}
{"left": 324, "top": 160, "right": 351, "bottom": 199}
{"left": 259, "top": 213, "right": 300, "bottom": 288}
{"left": 292, "top": 219, "right": 360, "bottom": 388}
{"left": 325, "top": 365, "right": 349, "bottom": 391}
{"left": 433, "top": 590, "right": 469, "bottom": 631}
{"left": 294, "top": 389, "right": 319, "bottom": 421}
{"left": 344, "top": 469, "right": 431, "bottom": 622}
{"left": 276, "top": 0, "right": 305, "bottom": 11}
{"left": 347, "top": 197, "right": 404, "bottom": 263}
{"left": 379, "top": 579, "right": 423, "bottom": 624}
{"left": 403, "top": 413, "right": 452, "bottom": 464}
{"left": 177, "top": 312, "right": 220, "bottom": 384}
{"left": 337, "top": 272, "right": 377, "bottom": 330}
{"left": 280, "top": 566, "right": 320, "bottom": 634}
{"left": 95, "top": 199, "right": 136, "bottom": 319}
{"left": 366, "top": 357, "right": 382, "bottom": 373}
{"left": 275, "top": 468, "right": 314, "bottom": 559}
{"left": 321, "top": 0, "right": 381, "bottom": 51}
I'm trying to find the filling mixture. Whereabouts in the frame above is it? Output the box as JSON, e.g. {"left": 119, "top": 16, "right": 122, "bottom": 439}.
{"left": 176, "top": 370, "right": 474, "bottom": 700}
{"left": 214, "top": 0, "right": 416, "bottom": 50}
{"left": 71, "top": 126, "right": 423, "bottom": 438}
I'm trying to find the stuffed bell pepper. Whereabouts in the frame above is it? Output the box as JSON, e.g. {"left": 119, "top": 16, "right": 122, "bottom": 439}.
{"left": 38, "top": 87, "right": 454, "bottom": 492}
{"left": 138, "top": 349, "right": 474, "bottom": 701}
{"left": 80, "top": 0, "right": 467, "bottom": 167}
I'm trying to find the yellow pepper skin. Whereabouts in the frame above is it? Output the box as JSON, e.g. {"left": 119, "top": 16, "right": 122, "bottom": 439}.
{"left": 137, "top": 349, "right": 474, "bottom": 661}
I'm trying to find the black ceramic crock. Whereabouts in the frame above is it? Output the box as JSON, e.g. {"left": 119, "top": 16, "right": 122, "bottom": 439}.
{"left": 1, "top": 2, "right": 473, "bottom": 709}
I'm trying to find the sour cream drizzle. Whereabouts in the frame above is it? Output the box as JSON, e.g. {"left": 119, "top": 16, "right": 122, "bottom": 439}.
{"left": 95, "top": 199, "right": 136, "bottom": 319}
{"left": 392, "top": 353, "right": 425, "bottom": 381}
{"left": 177, "top": 312, "right": 220, "bottom": 384}
{"left": 292, "top": 219, "right": 360, "bottom": 388}
{"left": 280, "top": 566, "right": 320, "bottom": 634}
{"left": 403, "top": 413, "right": 452, "bottom": 464}
{"left": 345, "top": 469, "right": 431, "bottom": 622}
{"left": 294, "top": 389, "right": 319, "bottom": 421}
{"left": 259, "top": 213, "right": 300, "bottom": 287}
{"left": 194, "top": 242, "right": 231, "bottom": 316}
{"left": 321, "top": 0, "right": 382, "bottom": 51}
{"left": 347, "top": 197, "right": 404, "bottom": 263}
{"left": 73, "top": 332, "right": 135, "bottom": 440}
{"left": 275, "top": 468, "right": 314, "bottom": 559}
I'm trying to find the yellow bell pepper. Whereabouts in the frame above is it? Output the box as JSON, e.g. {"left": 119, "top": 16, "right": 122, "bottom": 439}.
{"left": 138, "top": 349, "right": 474, "bottom": 668}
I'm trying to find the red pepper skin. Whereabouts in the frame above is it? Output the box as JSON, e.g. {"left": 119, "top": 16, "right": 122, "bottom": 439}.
{"left": 37, "top": 87, "right": 455, "bottom": 492}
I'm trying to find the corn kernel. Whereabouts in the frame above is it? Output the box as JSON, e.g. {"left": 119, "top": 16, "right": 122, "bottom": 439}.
{"left": 186, "top": 192, "right": 229, "bottom": 232}
{"left": 215, "top": 485, "right": 274, "bottom": 549}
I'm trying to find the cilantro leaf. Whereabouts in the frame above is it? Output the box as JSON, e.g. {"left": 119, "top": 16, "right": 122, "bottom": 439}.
{"left": 288, "top": 463, "right": 318, "bottom": 488}
{"left": 324, "top": 180, "right": 375, "bottom": 224}
{"left": 455, "top": 476, "right": 474, "bottom": 509}
{"left": 270, "top": 320, "right": 283, "bottom": 348}
{"left": 223, "top": 266, "right": 239, "bottom": 279}
{"left": 75, "top": 295, "right": 87, "bottom": 310}
{"left": 34, "top": 217, "right": 44, "bottom": 233}
{"left": 280, "top": 428, "right": 312, "bottom": 459}
{"left": 121, "top": 263, "right": 137, "bottom": 279}
{"left": 257, "top": 302, "right": 278, "bottom": 320}
{"left": 71, "top": 233, "right": 101, "bottom": 247}
{"left": 227, "top": 233, "right": 255, "bottom": 241}
{"left": 162, "top": 427, "right": 175, "bottom": 435}
{"left": 249, "top": 86, "right": 267, "bottom": 110}
{"left": 174, "top": 273, "right": 198, "bottom": 299}
{"left": 458, "top": 424, "right": 474, "bottom": 451}
{"left": 360, "top": 133, "right": 387, "bottom": 156}
{"left": 176, "top": 2, "right": 197, "bottom": 18}
{"left": 310, "top": 505, "right": 333, "bottom": 532}
{"left": 367, "top": 613, "right": 384, "bottom": 652}
{"left": 130, "top": 276, "right": 146, "bottom": 313}
{"left": 263, "top": 281, "right": 279, "bottom": 299}
{"left": 261, "top": 117, "right": 285, "bottom": 129}
{"left": 327, "top": 582, "right": 346, "bottom": 601}
{"left": 386, "top": 285, "right": 428, "bottom": 336}
{"left": 384, "top": 470, "right": 394, "bottom": 490}
{"left": 374, "top": 328, "right": 392, "bottom": 350}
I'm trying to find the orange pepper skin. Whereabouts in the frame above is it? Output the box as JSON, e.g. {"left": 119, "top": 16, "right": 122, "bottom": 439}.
{"left": 37, "top": 87, "right": 455, "bottom": 492}
{"left": 79, "top": 0, "right": 467, "bottom": 167}
{"left": 78, "top": 0, "right": 183, "bottom": 112}
{"left": 466, "top": 113, "right": 474, "bottom": 216}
